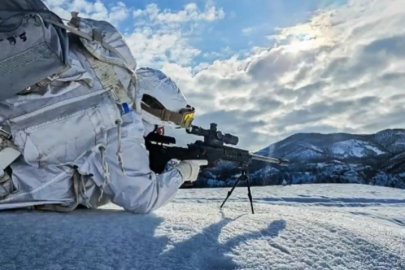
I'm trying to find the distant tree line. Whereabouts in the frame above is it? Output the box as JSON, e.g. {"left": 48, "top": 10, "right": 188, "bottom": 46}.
{"left": 189, "top": 165, "right": 405, "bottom": 189}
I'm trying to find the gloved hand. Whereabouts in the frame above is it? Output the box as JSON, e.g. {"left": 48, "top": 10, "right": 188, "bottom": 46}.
{"left": 175, "top": 160, "right": 208, "bottom": 182}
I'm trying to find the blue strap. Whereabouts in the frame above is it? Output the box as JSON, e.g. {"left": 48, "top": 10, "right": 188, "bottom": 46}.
{"left": 122, "top": 103, "right": 130, "bottom": 114}
{"left": 118, "top": 103, "right": 131, "bottom": 115}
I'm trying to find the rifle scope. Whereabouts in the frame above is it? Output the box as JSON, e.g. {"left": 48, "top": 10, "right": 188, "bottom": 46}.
{"left": 186, "top": 123, "right": 239, "bottom": 146}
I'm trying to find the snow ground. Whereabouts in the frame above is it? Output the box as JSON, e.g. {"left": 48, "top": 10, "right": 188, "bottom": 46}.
{"left": 1, "top": 184, "right": 405, "bottom": 270}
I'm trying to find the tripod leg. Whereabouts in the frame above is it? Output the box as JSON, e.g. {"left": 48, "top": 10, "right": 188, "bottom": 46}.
{"left": 246, "top": 176, "right": 254, "bottom": 214}
{"left": 220, "top": 176, "right": 241, "bottom": 210}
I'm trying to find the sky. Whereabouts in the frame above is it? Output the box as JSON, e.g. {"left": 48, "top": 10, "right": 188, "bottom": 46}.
{"left": 44, "top": 0, "right": 405, "bottom": 151}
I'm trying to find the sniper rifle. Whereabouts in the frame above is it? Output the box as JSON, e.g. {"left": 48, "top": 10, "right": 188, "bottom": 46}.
{"left": 145, "top": 123, "right": 289, "bottom": 214}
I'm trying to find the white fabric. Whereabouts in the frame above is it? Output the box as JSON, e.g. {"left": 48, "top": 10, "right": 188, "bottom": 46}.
{"left": 73, "top": 16, "right": 137, "bottom": 71}
{"left": 174, "top": 160, "right": 208, "bottom": 182}
{"left": 142, "top": 120, "right": 156, "bottom": 137}
{"left": 70, "top": 15, "right": 140, "bottom": 113}
{"left": 135, "top": 67, "right": 189, "bottom": 128}
{"left": 0, "top": 18, "right": 185, "bottom": 213}
{"left": 0, "top": 147, "right": 20, "bottom": 178}
{"left": 77, "top": 111, "right": 185, "bottom": 213}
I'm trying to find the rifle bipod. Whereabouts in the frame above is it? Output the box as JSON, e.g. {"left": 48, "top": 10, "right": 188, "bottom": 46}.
{"left": 219, "top": 169, "right": 255, "bottom": 214}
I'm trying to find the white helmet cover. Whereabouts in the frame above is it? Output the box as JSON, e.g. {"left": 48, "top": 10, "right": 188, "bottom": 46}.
{"left": 135, "top": 67, "right": 191, "bottom": 129}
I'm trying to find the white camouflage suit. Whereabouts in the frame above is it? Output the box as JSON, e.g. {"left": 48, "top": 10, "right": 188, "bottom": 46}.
{"left": 0, "top": 17, "right": 185, "bottom": 213}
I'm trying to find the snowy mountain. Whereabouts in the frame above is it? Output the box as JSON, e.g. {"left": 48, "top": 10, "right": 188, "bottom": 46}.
{"left": 2, "top": 184, "right": 404, "bottom": 269}
{"left": 195, "top": 129, "right": 405, "bottom": 189}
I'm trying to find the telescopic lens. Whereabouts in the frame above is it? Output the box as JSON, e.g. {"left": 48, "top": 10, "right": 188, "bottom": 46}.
{"left": 223, "top": 134, "right": 238, "bottom": 145}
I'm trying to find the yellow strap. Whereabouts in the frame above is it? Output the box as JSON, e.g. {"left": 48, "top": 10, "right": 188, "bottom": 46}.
{"left": 141, "top": 103, "right": 184, "bottom": 124}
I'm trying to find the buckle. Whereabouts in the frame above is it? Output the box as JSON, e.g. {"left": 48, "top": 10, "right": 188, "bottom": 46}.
{"left": 0, "top": 127, "right": 11, "bottom": 140}
{"left": 179, "top": 106, "right": 195, "bottom": 128}
{"left": 181, "top": 111, "right": 194, "bottom": 128}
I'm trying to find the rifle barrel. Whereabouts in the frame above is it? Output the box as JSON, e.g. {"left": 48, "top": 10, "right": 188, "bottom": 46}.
{"left": 249, "top": 153, "right": 289, "bottom": 165}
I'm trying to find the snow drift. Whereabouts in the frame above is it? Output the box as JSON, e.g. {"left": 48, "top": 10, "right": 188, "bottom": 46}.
{"left": 1, "top": 184, "right": 404, "bottom": 269}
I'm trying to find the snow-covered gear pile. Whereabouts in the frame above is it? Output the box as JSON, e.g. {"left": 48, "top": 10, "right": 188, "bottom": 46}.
{"left": 0, "top": 0, "right": 202, "bottom": 213}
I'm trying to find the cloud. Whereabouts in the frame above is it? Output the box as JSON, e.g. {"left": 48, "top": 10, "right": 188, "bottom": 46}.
{"left": 108, "top": 2, "right": 130, "bottom": 24}
{"left": 203, "top": 47, "right": 233, "bottom": 60}
{"left": 132, "top": 2, "right": 225, "bottom": 24}
{"left": 44, "top": 0, "right": 129, "bottom": 25}
{"left": 44, "top": 1, "right": 225, "bottom": 68}
{"left": 127, "top": 1, "right": 225, "bottom": 67}
{"left": 161, "top": 0, "right": 405, "bottom": 151}
{"left": 242, "top": 27, "right": 253, "bottom": 35}
{"left": 124, "top": 27, "right": 201, "bottom": 67}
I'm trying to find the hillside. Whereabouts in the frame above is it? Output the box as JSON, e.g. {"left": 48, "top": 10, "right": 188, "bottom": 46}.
{"left": 194, "top": 129, "right": 405, "bottom": 189}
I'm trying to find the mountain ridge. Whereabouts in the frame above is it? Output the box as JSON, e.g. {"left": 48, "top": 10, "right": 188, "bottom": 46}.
{"left": 193, "top": 128, "right": 405, "bottom": 189}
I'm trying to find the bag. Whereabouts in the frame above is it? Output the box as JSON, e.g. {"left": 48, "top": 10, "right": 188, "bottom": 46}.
{"left": 66, "top": 13, "right": 138, "bottom": 111}
{"left": 0, "top": 0, "right": 70, "bottom": 102}
{"left": 68, "top": 13, "right": 137, "bottom": 71}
